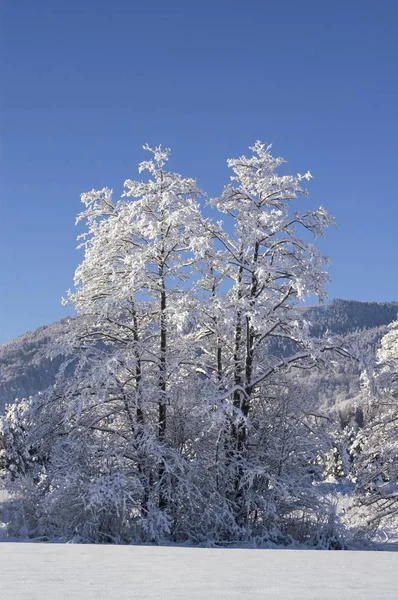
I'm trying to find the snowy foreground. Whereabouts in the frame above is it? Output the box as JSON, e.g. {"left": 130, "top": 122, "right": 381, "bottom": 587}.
{"left": 1, "top": 544, "right": 398, "bottom": 600}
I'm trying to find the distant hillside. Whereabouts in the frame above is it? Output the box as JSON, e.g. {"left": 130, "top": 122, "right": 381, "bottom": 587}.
{"left": 0, "top": 319, "right": 71, "bottom": 411}
{"left": 1, "top": 299, "right": 397, "bottom": 413}
{"left": 307, "top": 299, "right": 398, "bottom": 337}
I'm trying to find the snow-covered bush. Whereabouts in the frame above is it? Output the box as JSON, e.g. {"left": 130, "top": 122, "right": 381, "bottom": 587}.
{"left": 352, "top": 319, "right": 398, "bottom": 533}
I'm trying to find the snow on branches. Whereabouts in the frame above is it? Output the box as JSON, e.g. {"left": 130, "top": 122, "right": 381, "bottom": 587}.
{"left": 1, "top": 142, "right": 348, "bottom": 546}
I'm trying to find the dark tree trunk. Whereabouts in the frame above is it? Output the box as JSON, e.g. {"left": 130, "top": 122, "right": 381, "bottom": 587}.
{"left": 244, "top": 240, "right": 259, "bottom": 397}
{"left": 158, "top": 257, "right": 167, "bottom": 510}
{"left": 131, "top": 304, "right": 149, "bottom": 517}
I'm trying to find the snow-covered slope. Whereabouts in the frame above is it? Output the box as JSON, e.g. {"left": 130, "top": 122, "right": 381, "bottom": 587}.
{"left": 0, "top": 319, "right": 71, "bottom": 411}
{"left": 0, "top": 544, "right": 397, "bottom": 600}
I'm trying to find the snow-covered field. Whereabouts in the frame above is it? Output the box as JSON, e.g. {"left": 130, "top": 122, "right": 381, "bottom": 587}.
{"left": 1, "top": 544, "right": 397, "bottom": 600}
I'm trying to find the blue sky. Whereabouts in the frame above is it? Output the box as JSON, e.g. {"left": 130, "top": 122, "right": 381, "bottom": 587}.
{"left": 1, "top": 0, "right": 398, "bottom": 344}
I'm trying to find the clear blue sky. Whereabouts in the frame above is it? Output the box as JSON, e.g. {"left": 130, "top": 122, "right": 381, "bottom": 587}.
{"left": 1, "top": 0, "right": 397, "bottom": 344}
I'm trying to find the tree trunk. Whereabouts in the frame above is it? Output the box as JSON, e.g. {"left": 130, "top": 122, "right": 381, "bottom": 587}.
{"left": 158, "top": 257, "right": 167, "bottom": 510}
{"left": 131, "top": 303, "right": 149, "bottom": 517}
{"left": 244, "top": 240, "right": 259, "bottom": 400}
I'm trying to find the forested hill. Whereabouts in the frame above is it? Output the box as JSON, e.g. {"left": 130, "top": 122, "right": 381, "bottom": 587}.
{"left": 0, "top": 319, "right": 70, "bottom": 411}
{"left": 1, "top": 299, "right": 397, "bottom": 412}
{"left": 306, "top": 298, "right": 398, "bottom": 337}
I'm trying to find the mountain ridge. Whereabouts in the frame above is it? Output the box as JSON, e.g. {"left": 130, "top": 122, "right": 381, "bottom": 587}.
{"left": 1, "top": 299, "right": 397, "bottom": 412}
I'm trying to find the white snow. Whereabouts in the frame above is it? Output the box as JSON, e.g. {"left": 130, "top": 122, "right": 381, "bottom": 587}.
{"left": 1, "top": 543, "right": 397, "bottom": 599}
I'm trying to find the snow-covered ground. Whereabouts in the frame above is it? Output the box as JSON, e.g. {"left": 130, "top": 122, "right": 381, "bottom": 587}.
{"left": 0, "top": 543, "right": 397, "bottom": 600}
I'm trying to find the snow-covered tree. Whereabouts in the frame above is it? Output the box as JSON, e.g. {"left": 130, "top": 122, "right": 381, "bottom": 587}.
{"left": 355, "top": 319, "right": 398, "bottom": 531}
{"left": 1, "top": 141, "right": 347, "bottom": 546}
{"left": 196, "top": 142, "right": 334, "bottom": 536}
